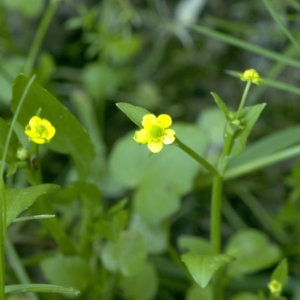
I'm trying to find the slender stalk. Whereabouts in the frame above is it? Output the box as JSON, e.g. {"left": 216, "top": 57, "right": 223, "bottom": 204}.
{"left": 175, "top": 137, "right": 219, "bottom": 176}
{"left": 0, "top": 74, "right": 36, "bottom": 300}
{"left": 24, "top": 0, "right": 61, "bottom": 75}
{"left": 236, "top": 81, "right": 251, "bottom": 117}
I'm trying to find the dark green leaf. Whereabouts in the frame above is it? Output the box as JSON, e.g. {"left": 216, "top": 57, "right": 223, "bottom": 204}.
{"left": 6, "top": 184, "right": 59, "bottom": 226}
{"left": 11, "top": 74, "right": 95, "bottom": 179}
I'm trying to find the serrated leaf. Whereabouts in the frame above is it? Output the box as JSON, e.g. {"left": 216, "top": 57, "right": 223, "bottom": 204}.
{"left": 116, "top": 102, "right": 151, "bottom": 128}
{"left": 181, "top": 253, "right": 234, "bottom": 288}
{"left": 6, "top": 184, "right": 59, "bottom": 226}
{"left": 11, "top": 75, "right": 95, "bottom": 179}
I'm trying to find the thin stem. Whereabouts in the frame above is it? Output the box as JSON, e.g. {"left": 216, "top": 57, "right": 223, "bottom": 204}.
{"left": 210, "top": 175, "right": 223, "bottom": 254}
{"left": 0, "top": 74, "right": 36, "bottom": 300}
{"left": 24, "top": 0, "right": 60, "bottom": 75}
{"left": 175, "top": 137, "right": 219, "bottom": 176}
{"left": 236, "top": 81, "right": 251, "bottom": 117}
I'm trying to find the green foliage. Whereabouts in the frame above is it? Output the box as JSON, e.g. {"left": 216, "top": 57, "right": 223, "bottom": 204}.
{"left": 2, "top": 0, "right": 300, "bottom": 299}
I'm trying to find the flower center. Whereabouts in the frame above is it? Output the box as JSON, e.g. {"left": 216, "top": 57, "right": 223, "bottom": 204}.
{"left": 149, "top": 125, "right": 164, "bottom": 139}
{"left": 36, "top": 125, "right": 46, "bottom": 135}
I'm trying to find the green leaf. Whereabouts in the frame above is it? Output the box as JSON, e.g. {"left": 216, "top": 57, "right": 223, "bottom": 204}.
{"left": 186, "top": 284, "right": 213, "bottom": 300}
{"left": 230, "top": 292, "right": 260, "bottom": 300}
{"left": 230, "top": 103, "right": 266, "bottom": 158}
{"left": 120, "top": 262, "right": 158, "bottom": 300}
{"left": 228, "top": 124, "right": 300, "bottom": 171}
{"left": 271, "top": 259, "right": 289, "bottom": 288}
{"left": 177, "top": 235, "right": 212, "bottom": 255}
{"left": 181, "top": 253, "right": 234, "bottom": 288}
{"left": 101, "top": 230, "right": 147, "bottom": 277}
{"left": 11, "top": 74, "right": 95, "bottom": 179}
{"left": 116, "top": 102, "right": 151, "bottom": 128}
{"left": 6, "top": 184, "right": 59, "bottom": 226}
{"left": 211, "top": 92, "right": 230, "bottom": 118}
{"left": 225, "top": 229, "right": 282, "bottom": 277}
{"left": 0, "top": 118, "right": 19, "bottom": 163}
{"left": 5, "top": 284, "right": 79, "bottom": 296}
{"left": 40, "top": 256, "right": 91, "bottom": 292}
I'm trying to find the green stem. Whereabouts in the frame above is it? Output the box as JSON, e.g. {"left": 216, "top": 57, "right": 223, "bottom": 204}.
{"left": 236, "top": 81, "right": 251, "bottom": 117}
{"left": 175, "top": 137, "right": 219, "bottom": 176}
{"left": 210, "top": 175, "right": 223, "bottom": 254}
{"left": 0, "top": 74, "right": 36, "bottom": 300}
{"left": 24, "top": 0, "right": 60, "bottom": 75}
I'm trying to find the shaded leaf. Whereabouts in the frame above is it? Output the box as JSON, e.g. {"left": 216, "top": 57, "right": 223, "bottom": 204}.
{"left": 225, "top": 229, "right": 282, "bottom": 277}
{"left": 6, "top": 184, "right": 59, "bottom": 226}
{"left": 40, "top": 256, "right": 91, "bottom": 292}
{"left": 11, "top": 75, "right": 95, "bottom": 179}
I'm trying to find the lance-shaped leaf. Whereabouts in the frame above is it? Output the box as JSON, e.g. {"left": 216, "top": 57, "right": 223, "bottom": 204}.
{"left": 181, "top": 253, "right": 234, "bottom": 288}
{"left": 11, "top": 75, "right": 95, "bottom": 179}
{"left": 116, "top": 102, "right": 151, "bottom": 128}
{"left": 230, "top": 103, "right": 266, "bottom": 158}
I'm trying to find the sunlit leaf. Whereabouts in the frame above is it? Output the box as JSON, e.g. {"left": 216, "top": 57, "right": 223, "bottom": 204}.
{"left": 181, "top": 253, "right": 234, "bottom": 288}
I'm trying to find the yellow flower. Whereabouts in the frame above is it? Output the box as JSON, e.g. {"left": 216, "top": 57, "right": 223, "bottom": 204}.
{"left": 239, "top": 68, "right": 263, "bottom": 85}
{"left": 25, "top": 116, "right": 56, "bottom": 144}
{"left": 133, "top": 114, "right": 176, "bottom": 153}
{"left": 268, "top": 279, "right": 282, "bottom": 296}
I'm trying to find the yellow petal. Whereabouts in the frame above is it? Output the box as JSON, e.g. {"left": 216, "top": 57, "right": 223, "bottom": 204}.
{"left": 133, "top": 129, "right": 148, "bottom": 144}
{"left": 162, "top": 129, "right": 175, "bottom": 144}
{"left": 148, "top": 141, "right": 163, "bottom": 153}
{"left": 157, "top": 114, "right": 172, "bottom": 128}
{"left": 142, "top": 114, "right": 156, "bottom": 129}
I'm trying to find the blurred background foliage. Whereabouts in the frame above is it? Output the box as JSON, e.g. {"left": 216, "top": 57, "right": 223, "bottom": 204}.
{"left": 2, "top": 0, "right": 300, "bottom": 299}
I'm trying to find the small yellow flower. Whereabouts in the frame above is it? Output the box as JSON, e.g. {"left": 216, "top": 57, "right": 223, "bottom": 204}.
{"left": 268, "top": 279, "right": 282, "bottom": 296}
{"left": 133, "top": 114, "right": 176, "bottom": 153}
{"left": 239, "top": 68, "right": 263, "bottom": 85}
{"left": 25, "top": 116, "right": 56, "bottom": 144}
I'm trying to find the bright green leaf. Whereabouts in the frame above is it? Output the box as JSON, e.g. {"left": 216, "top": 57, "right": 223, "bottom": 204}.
{"left": 116, "top": 102, "right": 151, "bottom": 128}
{"left": 11, "top": 74, "right": 95, "bottom": 179}
{"left": 181, "top": 253, "right": 234, "bottom": 288}
{"left": 186, "top": 284, "right": 213, "bottom": 300}
{"left": 271, "top": 259, "right": 289, "bottom": 288}
{"left": 6, "top": 184, "right": 59, "bottom": 226}
{"left": 40, "top": 256, "right": 91, "bottom": 292}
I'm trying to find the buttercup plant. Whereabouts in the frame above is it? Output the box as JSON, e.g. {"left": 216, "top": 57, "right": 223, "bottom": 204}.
{"left": 119, "top": 69, "right": 269, "bottom": 299}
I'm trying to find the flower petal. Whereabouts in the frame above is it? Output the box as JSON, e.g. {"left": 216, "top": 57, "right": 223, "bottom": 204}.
{"left": 133, "top": 129, "right": 148, "bottom": 144}
{"left": 148, "top": 140, "right": 163, "bottom": 153}
{"left": 142, "top": 114, "right": 156, "bottom": 129}
{"left": 162, "top": 129, "right": 176, "bottom": 144}
{"left": 157, "top": 114, "right": 172, "bottom": 128}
